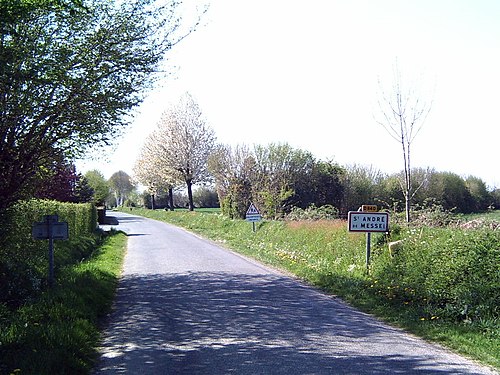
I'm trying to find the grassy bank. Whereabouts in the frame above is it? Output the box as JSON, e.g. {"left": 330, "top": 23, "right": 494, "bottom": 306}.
{"left": 126, "top": 208, "right": 499, "bottom": 370}
{"left": 0, "top": 231, "right": 127, "bottom": 375}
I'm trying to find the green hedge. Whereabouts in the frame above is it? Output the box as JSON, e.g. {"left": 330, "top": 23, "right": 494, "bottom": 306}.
{"left": 371, "top": 227, "right": 500, "bottom": 322}
{"left": 0, "top": 199, "right": 97, "bottom": 307}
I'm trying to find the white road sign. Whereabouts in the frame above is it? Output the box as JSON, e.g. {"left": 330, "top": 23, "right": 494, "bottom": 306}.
{"left": 246, "top": 203, "right": 262, "bottom": 222}
{"left": 348, "top": 212, "right": 389, "bottom": 233}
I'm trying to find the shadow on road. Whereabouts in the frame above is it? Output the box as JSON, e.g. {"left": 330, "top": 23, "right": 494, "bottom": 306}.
{"left": 99, "top": 214, "right": 147, "bottom": 233}
{"left": 96, "top": 272, "right": 480, "bottom": 374}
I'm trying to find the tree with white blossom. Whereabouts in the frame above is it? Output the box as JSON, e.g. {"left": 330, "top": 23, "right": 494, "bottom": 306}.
{"left": 133, "top": 135, "right": 177, "bottom": 209}
{"left": 135, "top": 93, "right": 216, "bottom": 211}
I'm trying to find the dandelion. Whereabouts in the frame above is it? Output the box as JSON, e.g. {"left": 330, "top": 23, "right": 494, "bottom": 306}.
{"left": 420, "top": 317, "right": 426, "bottom": 321}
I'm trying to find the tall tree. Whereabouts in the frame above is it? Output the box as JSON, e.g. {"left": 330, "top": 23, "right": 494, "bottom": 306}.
{"left": 302, "top": 160, "right": 345, "bottom": 209}
{"left": 342, "top": 164, "right": 384, "bottom": 213}
{"left": 375, "top": 64, "right": 432, "bottom": 222}
{"left": 252, "top": 143, "right": 314, "bottom": 219}
{"left": 426, "top": 172, "right": 474, "bottom": 213}
{"left": 208, "top": 144, "right": 255, "bottom": 218}
{"left": 109, "top": 171, "right": 135, "bottom": 207}
{"left": 144, "top": 93, "right": 216, "bottom": 211}
{"left": 0, "top": 0, "right": 204, "bottom": 210}
{"left": 465, "top": 176, "right": 491, "bottom": 212}
{"left": 73, "top": 174, "right": 94, "bottom": 203}
{"left": 34, "top": 159, "right": 89, "bottom": 202}
{"left": 84, "top": 169, "right": 110, "bottom": 206}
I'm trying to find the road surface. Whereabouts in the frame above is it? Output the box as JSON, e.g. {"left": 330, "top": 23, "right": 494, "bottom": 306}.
{"left": 94, "top": 212, "right": 497, "bottom": 374}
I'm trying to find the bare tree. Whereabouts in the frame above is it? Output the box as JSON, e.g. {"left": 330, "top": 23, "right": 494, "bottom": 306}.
{"left": 138, "top": 93, "right": 216, "bottom": 211}
{"left": 375, "top": 64, "right": 432, "bottom": 222}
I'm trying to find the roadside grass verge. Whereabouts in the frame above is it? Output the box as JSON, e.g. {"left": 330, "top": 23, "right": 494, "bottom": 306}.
{"left": 0, "top": 231, "right": 126, "bottom": 375}
{"left": 127, "top": 208, "right": 499, "bottom": 370}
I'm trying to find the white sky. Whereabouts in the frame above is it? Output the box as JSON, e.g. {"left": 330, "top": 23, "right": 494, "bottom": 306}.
{"left": 77, "top": 0, "right": 500, "bottom": 188}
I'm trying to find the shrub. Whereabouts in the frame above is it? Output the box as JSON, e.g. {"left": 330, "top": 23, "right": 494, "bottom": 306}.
{"left": 285, "top": 204, "right": 339, "bottom": 221}
{"left": 371, "top": 227, "right": 500, "bottom": 321}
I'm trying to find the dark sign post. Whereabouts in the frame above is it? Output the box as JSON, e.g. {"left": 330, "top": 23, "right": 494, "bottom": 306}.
{"left": 348, "top": 208, "right": 389, "bottom": 273}
{"left": 32, "top": 215, "right": 69, "bottom": 287}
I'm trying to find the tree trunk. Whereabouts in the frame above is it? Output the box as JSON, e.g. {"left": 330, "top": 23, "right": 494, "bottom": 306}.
{"left": 168, "top": 187, "right": 174, "bottom": 211}
{"left": 187, "top": 180, "right": 194, "bottom": 211}
{"left": 405, "top": 195, "right": 411, "bottom": 223}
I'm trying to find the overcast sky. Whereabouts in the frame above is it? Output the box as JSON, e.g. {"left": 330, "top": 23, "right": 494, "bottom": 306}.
{"left": 77, "top": 0, "right": 500, "bottom": 188}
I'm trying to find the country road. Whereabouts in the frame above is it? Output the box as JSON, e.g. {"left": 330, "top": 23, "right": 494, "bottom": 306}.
{"left": 94, "top": 212, "right": 497, "bottom": 374}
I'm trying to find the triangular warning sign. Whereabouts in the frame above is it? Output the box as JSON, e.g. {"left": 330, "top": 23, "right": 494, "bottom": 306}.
{"left": 246, "top": 203, "right": 260, "bottom": 215}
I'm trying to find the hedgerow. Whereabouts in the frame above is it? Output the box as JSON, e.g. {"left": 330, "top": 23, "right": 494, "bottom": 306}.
{"left": 371, "top": 227, "right": 500, "bottom": 322}
{"left": 0, "top": 199, "right": 97, "bottom": 307}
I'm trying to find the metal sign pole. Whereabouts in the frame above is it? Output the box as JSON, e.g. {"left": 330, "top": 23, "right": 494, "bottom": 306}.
{"left": 47, "top": 215, "right": 56, "bottom": 287}
{"left": 366, "top": 232, "right": 371, "bottom": 273}
{"left": 347, "top": 206, "right": 389, "bottom": 275}
{"left": 32, "top": 214, "right": 69, "bottom": 288}
{"left": 48, "top": 224, "right": 54, "bottom": 287}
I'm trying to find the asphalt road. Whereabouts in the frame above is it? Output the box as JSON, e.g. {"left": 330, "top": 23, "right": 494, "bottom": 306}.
{"left": 94, "top": 212, "right": 497, "bottom": 374}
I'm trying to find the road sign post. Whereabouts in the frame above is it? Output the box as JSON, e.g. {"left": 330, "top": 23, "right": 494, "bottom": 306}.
{"left": 245, "top": 203, "right": 262, "bottom": 232}
{"left": 348, "top": 211, "right": 389, "bottom": 232}
{"left": 361, "top": 204, "right": 378, "bottom": 213}
{"left": 32, "top": 215, "right": 69, "bottom": 287}
{"left": 348, "top": 210, "right": 389, "bottom": 273}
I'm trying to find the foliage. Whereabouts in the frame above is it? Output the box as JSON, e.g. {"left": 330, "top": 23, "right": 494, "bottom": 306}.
{"left": 465, "top": 176, "right": 491, "bottom": 212}
{"left": 84, "top": 169, "right": 110, "bottom": 206}
{"left": 0, "top": 231, "right": 126, "bottom": 375}
{"left": 252, "top": 143, "right": 313, "bottom": 218}
{"left": 35, "top": 159, "right": 93, "bottom": 203}
{"left": 371, "top": 227, "right": 500, "bottom": 323}
{"left": 219, "top": 180, "right": 253, "bottom": 219}
{"left": 426, "top": 172, "right": 474, "bottom": 213}
{"left": 285, "top": 204, "right": 339, "bottom": 221}
{"left": 209, "top": 143, "right": 345, "bottom": 219}
{"left": 342, "top": 164, "right": 384, "bottom": 213}
{"left": 341, "top": 166, "right": 495, "bottom": 217}
{"left": 193, "top": 186, "right": 219, "bottom": 208}
{"left": 0, "top": 0, "right": 199, "bottom": 210}
{"left": 491, "top": 188, "right": 500, "bottom": 209}
{"left": 0, "top": 199, "right": 97, "bottom": 307}
{"left": 133, "top": 138, "right": 178, "bottom": 193}
{"left": 298, "top": 160, "right": 344, "bottom": 209}
{"left": 208, "top": 144, "right": 255, "bottom": 218}
{"left": 408, "top": 203, "right": 459, "bottom": 227}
